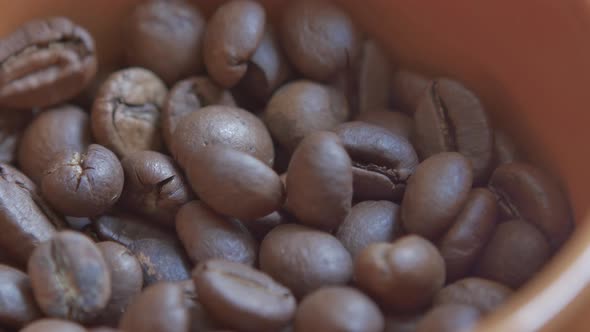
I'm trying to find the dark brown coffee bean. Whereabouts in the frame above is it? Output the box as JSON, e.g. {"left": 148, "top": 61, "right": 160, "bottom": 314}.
{"left": 91, "top": 67, "right": 167, "bottom": 157}
{"left": 176, "top": 201, "right": 257, "bottom": 266}
{"left": 0, "top": 17, "right": 97, "bottom": 108}
{"left": 488, "top": 162, "right": 573, "bottom": 248}
{"left": 28, "top": 231, "right": 111, "bottom": 323}
{"left": 414, "top": 78, "right": 493, "bottom": 183}
{"left": 93, "top": 241, "right": 143, "bottom": 326}
{"left": 18, "top": 105, "right": 91, "bottom": 183}
{"left": 128, "top": 238, "right": 191, "bottom": 286}
{"left": 263, "top": 80, "right": 349, "bottom": 151}
{"left": 335, "top": 121, "right": 418, "bottom": 201}
{"left": 162, "top": 76, "right": 235, "bottom": 149}
{"left": 294, "top": 287, "right": 384, "bottom": 332}
{"left": 287, "top": 131, "right": 352, "bottom": 230}
{"left": 172, "top": 105, "right": 274, "bottom": 168}
{"left": 336, "top": 201, "right": 401, "bottom": 257}
{"left": 390, "top": 69, "right": 430, "bottom": 114}
{"left": 280, "top": 0, "right": 362, "bottom": 81}
{"left": 124, "top": 1, "right": 205, "bottom": 85}
{"left": 194, "top": 260, "right": 296, "bottom": 332}
{"left": 358, "top": 41, "right": 393, "bottom": 114}
{"left": 439, "top": 188, "right": 498, "bottom": 281}
{"left": 245, "top": 211, "right": 290, "bottom": 242}
{"left": 259, "top": 224, "right": 353, "bottom": 298}
{"left": 384, "top": 314, "right": 423, "bottom": 332}
{"left": 92, "top": 214, "right": 178, "bottom": 247}
{"left": 355, "top": 110, "right": 414, "bottom": 140}
{"left": 0, "top": 164, "right": 63, "bottom": 266}
{"left": 476, "top": 220, "right": 550, "bottom": 288}
{"left": 186, "top": 146, "right": 284, "bottom": 220}
{"left": 402, "top": 152, "right": 473, "bottom": 240}
{"left": 494, "top": 129, "right": 524, "bottom": 166}
{"left": 0, "top": 264, "right": 41, "bottom": 328}
{"left": 203, "top": 0, "right": 266, "bottom": 88}
{"left": 0, "top": 108, "right": 33, "bottom": 164}
{"left": 434, "top": 277, "right": 513, "bottom": 314}
{"left": 354, "top": 236, "right": 445, "bottom": 312}
{"left": 41, "top": 144, "right": 124, "bottom": 217}
{"left": 415, "top": 304, "right": 481, "bottom": 332}
{"left": 177, "top": 279, "right": 223, "bottom": 332}
{"left": 21, "top": 319, "right": 86, "bottom": 332}
{"left": 120, "top": 150, "right": 193, "bottom": 226}
{"left": 119, "top": 282, "right": 190, "bottom": 332}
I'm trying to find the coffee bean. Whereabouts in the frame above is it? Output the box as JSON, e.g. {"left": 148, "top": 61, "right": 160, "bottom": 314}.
{"left": 120, "top": 150, "right": 193, "bottom": 226}
{"left": 336, "top": 201, "right": 402, "bottom": 257}
{"left": 415, "top": 304, "right": 481, "bottom": 332}
{"left": 185, "top": 146, "right": 284, "bottom": 220}
{"left": 263, "top": 80, "right": 349, "bottom": 151}
{"left": 244, "top": 211, "right": 290, "bottom": 242}
{"left": 414, "top": 78, "right": 494, "bottom": 183}
{"left": 92, "top": 214, "right": 178, "bottom": 247}
{"left": 194, "top": 259, "right": 296, "bottom": 332}
{"left": 28, "top": 231, "right": 111, "bottom": 323}
{"left": 177, "top": 279, "right": 222, "bottom": 332}
{"left": 93, "top": 241, "right": 143, "bottom": 326}
{"left": 384, "top": 314, "right": 423, "bottom": 332}
{"left": 402, "top": 152, "right": 473, "bottom": 240}
{"left": 335, "top": 121, "right": 418, "bottom": 201}
{"left": 171, "top": 105, "right": 274, "bottom": 168}
{"left": 294, "top": 287, "right": 384, "bottom": 332}
{"left": 0, "top": 17, "right": 97, "bottom": 108}
{"left": 355, "top": 110, "right": 414, "bottom": 140}
{"left": 41, "top": 144, "right": 124, "bottom": 217}
{"left": 91, "top": 67, "right": 167, "bottom": 157}
{"left": 0, "top": 264, "right": 41, "bottom": 328}
{"left": 124, "top": 1, "right": 205, "bottom": 85}
{"left": 434, "top": 277, "right": 513, "bottom": 314}
{"left": 354, "top": 236, "right": 445, "bottom": 312}
{"left": 438, "top": 188, "right": 498, "bottom": 281}
{"left": 203, "top": 0, "right": 266, "bottom": 88}
{"left": 488, "top": 162, "right": 573, "bottom": 248}
{"left": 390, "top": 69, "right": 430, "bottom": 114}
{"left": 162, "top": 76, "right": 236, "bottom": 149}
{"left": 119, "top": 282, "right": 190, "bottom": 332}
{"left": 21, "top": 319, "right": 86, "bottom": 332}
{"left": 476, "top": 220, "right": 550, "bottom": 288}
{"left": 493, "top": 129, "right": 524, "bottom": 166}
{"left": 358, "top": 40, "right": 393, "bottom": 114}
{"left": 175, "top": 201, "right": 257, "bottom": 266}
{"left": 286, "top": 131, "right": 352, "bottom": 230}
{"left": 128, "top": 238, "right": 191, "bottom": 286}
{"left": 259, "top": 224, "right": 353, "bottom": 298}
{"left": 65, "top": 216, "right": 92, "bottom": 231}
{"left": 0, "top": 108, "right": 33, "bottom": 164}
{"left": 18, "top": 105, "right": 91, "bottom": 183}
{"left": 280, "top": 0, "right": 362, "bottom": 81}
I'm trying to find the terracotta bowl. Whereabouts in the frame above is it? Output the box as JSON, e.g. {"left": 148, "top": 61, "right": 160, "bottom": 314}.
{"left": 2, "top": 1, "right": 590, "bottom": 331}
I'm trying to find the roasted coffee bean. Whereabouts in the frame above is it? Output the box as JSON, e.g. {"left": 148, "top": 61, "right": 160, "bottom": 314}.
{"left": 93, "top": 241, "right": 143, "bottom": 326}
{"left": 18, "top": 105, "right": 91, "bottom": 183}
{"left": 0, "top": 164, "right": 62, "bottom": 266}
{"left": 414, "top": 78, "right": 494, "bottom": 183}
{"left": 162, "top": 76, "right": 235, "bottom": 149}
{"left": 355, "top": 110, "right": 414, "bottom": 140}
{"left": 263, "top": 80, "right": 349, "bottom": 151}
{"left": 0, "top": 17, "right": 97, "bottom": 108}
{"left": 355, "top": 236, "right": 445, "bottom": 312}
{"left": 176, "top": 201, "right": 257, "bottom": 266}
{"left": 124, "top": 1, "right": 205, "bottom": 85}
{"left": 280, "top": 0, "right": 362, "bottom": 81}
{"left": 259, "top": 224, "right": 353, "bottom": 298}
{"left": 92, "top": 214, "right": 178, "bottom": 247}
{"left": 434, "top": 277, "right": 513, "bottom": 314}
{"left": 186, "top": 146, "right": 284, "bottom": 220}
{"left": 172, "top": 105, "right": 274, "bottom": 168}
{"left": 390, "top": 69, "right": 430, "bottom": 114}
{"left": 402, "top": 152, "right": 473, "bottom": 240}
{"left": 245, "top": 211, "right": 290, "bottom": 242}
{"left": 439, "top": 188, "right": 498, "bottom": 281}
{"left": 336, "top": 200, "right": 402, "bottom": 257}
{"left": 358, "top": 41, "right": 393, "bottom": 114}
{"left": 28, "top": 231, "right": 111, "bottom": 323}
{"left": 194, "top": 260, "right": 296, "bottom": 332}
{"left": 21, "top": 319, "right": 86, "bottom": 332}
{"left": 178, "top": 279, "right": 222, "bottom": 332}
{"left": 489, "top": 162, "right": 573, "bottom": 248}
{"left": 120, "top": 150, "right": 193, "bottom": 226}
{"left": 294, "top": 287, "right": 384, "bottom": 332}
{"left": 384, "top": 314, "right": 423, "bottom": 332}
{"left": 0, "top": 108, "right": 33, "bottom": 164}
{"left": 128, "top": 238, "right": 191, "bottom": 285}
{"left": 477, "top": 220, "right": 550, "bottom": 288}
{"left": 494, "top": 129, "right": 524, "bottom": 166}
{"left": 415, "top": 304, "right": 481, "bottom": 332}
{"left": 334, "top": 121, "right": 418, "bottom": 201}
{"left": 41, "top": 144, "right": 124, "bottom": 217}
{"left": 91, "top": 67, "right": 167, "bottom": 157}
{"left": 287, "top": 131, "right": 352, "bottom": 230}
{"left": 119, "top": 282, "right": 190, "bottom": 332}
{"left": 0, "top": 264, "right": 41, "bottom": 328}
{"left": 203, "top": 0, "right": 266, "bottom": 88}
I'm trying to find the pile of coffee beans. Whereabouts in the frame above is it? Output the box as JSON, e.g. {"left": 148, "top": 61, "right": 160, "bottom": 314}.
{"left": 0, "top": 0, "right": 574, "bottom": 331}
